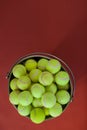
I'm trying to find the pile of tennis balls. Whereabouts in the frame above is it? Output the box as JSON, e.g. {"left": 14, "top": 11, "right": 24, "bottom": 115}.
{"left": 9, "top": 57, "right": 71, "bottom": 124}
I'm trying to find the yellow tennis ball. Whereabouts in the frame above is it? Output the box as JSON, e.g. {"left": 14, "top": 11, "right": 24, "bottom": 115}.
{"left": 49, "top": 103, "right": 63, "bottom": 117}
{"left": 28, "top": 82, "right": 34, "bottom": 91}
{"left": 31, "top": 83, "right": 45, "bottom": 98}
{"left": 46, "top": 59, "right": 61, "bottom": 74}
{"left": 17, "top": 104, "right": 32, "bottom": 116}
{"left": 25, "top": 59, "right": 37, "bottom": 71}
{"left": 10, "top": 78, "right": 18, "bottom": 90}
{"left": 29, "top": 69, "right": 42, "bottom": 82}
{"left": 30, "top": 108, "right": 45, "bottom": 124}
{"left": 32, "top": 98, "right": 42, "bottom": 107}
{"left": 39, "top": 71, "right": 54, "bottom": 86}
{"left": 9, "top": 90, "right": 20, "bottom": 105}
{"left": 43, "top": 107, "right": 50, "bottom": 116}
{"left": 55, "top": 71, "right": 70, "bottom": 86}
{"left": 41, "top": 92, "right": 56, "bottom": 108}
{"left": 57, "top": 83, "right": 70, "bottom": 90}
{"left": 38, "top": 58, "right": 48, "bottom": 71}
{"left": 56, "top": 90, "right": 70, "bottom": 105}
{"left": 12, "top": 64, "right": 26, "bottom": 78}
{"left": 17, "top": 75, "right": 31, "bottom": 90}
{"left": 18, "top": 91, "right": 33, "bottom": 106}
{"left": 46, "top": 83, "right": 57, "bottom": 94}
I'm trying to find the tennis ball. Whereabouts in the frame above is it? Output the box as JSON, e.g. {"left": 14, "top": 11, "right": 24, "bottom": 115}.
{"left": 38, "top": 58, "right": 48, "bottom": 71}
{"left": 55, "top": 71, "right": 70, "bottom": 86}
{"left": 30, "top": 108, "right": 45, "bottom": 124}
{"left": 46, "top": 83, "right": 57, "bottom": 94}
{"left": 57, "top": 83, "right": 70, "bottom": 90}
{"left": 18, "top": 91, "right": 33, "bottom": 106}
{"left": 39, "top": 71, "right": 54, "bottom": 86}
{"left": 32, "top": 98, "right": 42, "bottom": 107}
{"left": 10, "top": 78, "right": 18, "bottom": 90}
{"left": 28, "top": 82, "right": 34, "bottom": 91}
{"left": 17, "top": 104, "right": 32, "bottom": 116}
{"left": 43, "top": 108, "right": 50, "bottom": 116}
{"left": 49, "top": 103, "right": 63, "bottom": 117}
{"left": 46, "top": 59, "right": 61, "bottom": 74}
{"left": 41, "top": 92, "right": 56, "bottom": 108}
{"left": 9, "top": 90, "right": 20, "bottom": 105}
{"left": 17, "top": 75, "right": 31, "bottom": 90}
{"left": 29, "top": 69, "right": 42, "bottom": 82}
{"left": 25, "top": 59, "right": 37, "bottom": 71}
{"left": 12, "top": 64, "right": 26, "bottom": 78}
{"left": 56, "top": 90, "right": 70, "bottom": 105}
{"left": 31, "top": 83, "right": 45, "bottom": 98}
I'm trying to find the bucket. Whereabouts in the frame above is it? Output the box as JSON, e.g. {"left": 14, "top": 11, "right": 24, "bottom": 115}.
{"left": 7, "top": 52, "right": 75, "bottom": 123}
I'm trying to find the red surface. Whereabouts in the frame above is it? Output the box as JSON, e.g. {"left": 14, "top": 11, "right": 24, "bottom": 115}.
{"left": 0, "top": 0, "right": 87, "bottom": 130}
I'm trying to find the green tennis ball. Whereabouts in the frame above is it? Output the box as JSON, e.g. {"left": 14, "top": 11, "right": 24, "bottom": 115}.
{"left": 18, "top": 91, "right": 33, "bottom": 106}
{"left": 38, "top": 58, "right": 48, "bottom": 71}
{"left": 57, "top": 83, "right": 70, "bottom": 90}
{"left": 56, "top": 90, "right": 70, "bottom": 105}
{"left": 10, "top": 78, "right": 18, "bottom": 90}
{"left": 30, "top": 108, "right": 45, "bottom": 124}
{"left": 55, "top": 71, "right": 70, "bottom": 86}
{"left": 46, "top": 59, "right": 61, "bottom": 74}
{"left": 41, "top": 92, "right": 56, "bottom": 108}
{"left": 28, "top": 82, "right": 34, "bottom": 91}
{"left": 17, "top": 75, "right": 31, "bottom": 90}
{"left": 17, "top": 104, "right": 32, "bottom": 116}
{"left": 12, "top": 64, "right": 26, "bottom": 78}
{"left": 39, "top": 71, "right": 54, "bottom": 86}
{"left": 29, "top": 69, "right": 42, "bottom": 82}
{"left": 43, "top": 108, "right": 50, "bottom": 116}
{"left": 49, "top": 103, "right": 63, "bottom": 117}
{"left": 31, "top": 83, "right": 45, "bottom": 98}
{"left": 25, "top": 59, "right": 37, "bottom": 71}
{"left": 46, "top": 83, "right": 57, "bottom": 94}
{"left": 32, "top": 98, "right": 42, "bottom": 107}
{"left": 9, "top": 90, "right": 20, "bottom": 105}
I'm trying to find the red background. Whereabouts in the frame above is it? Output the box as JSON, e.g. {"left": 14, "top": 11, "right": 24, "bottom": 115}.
{"left": 0, "top": 0, "right": 87, "bottom": 130}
